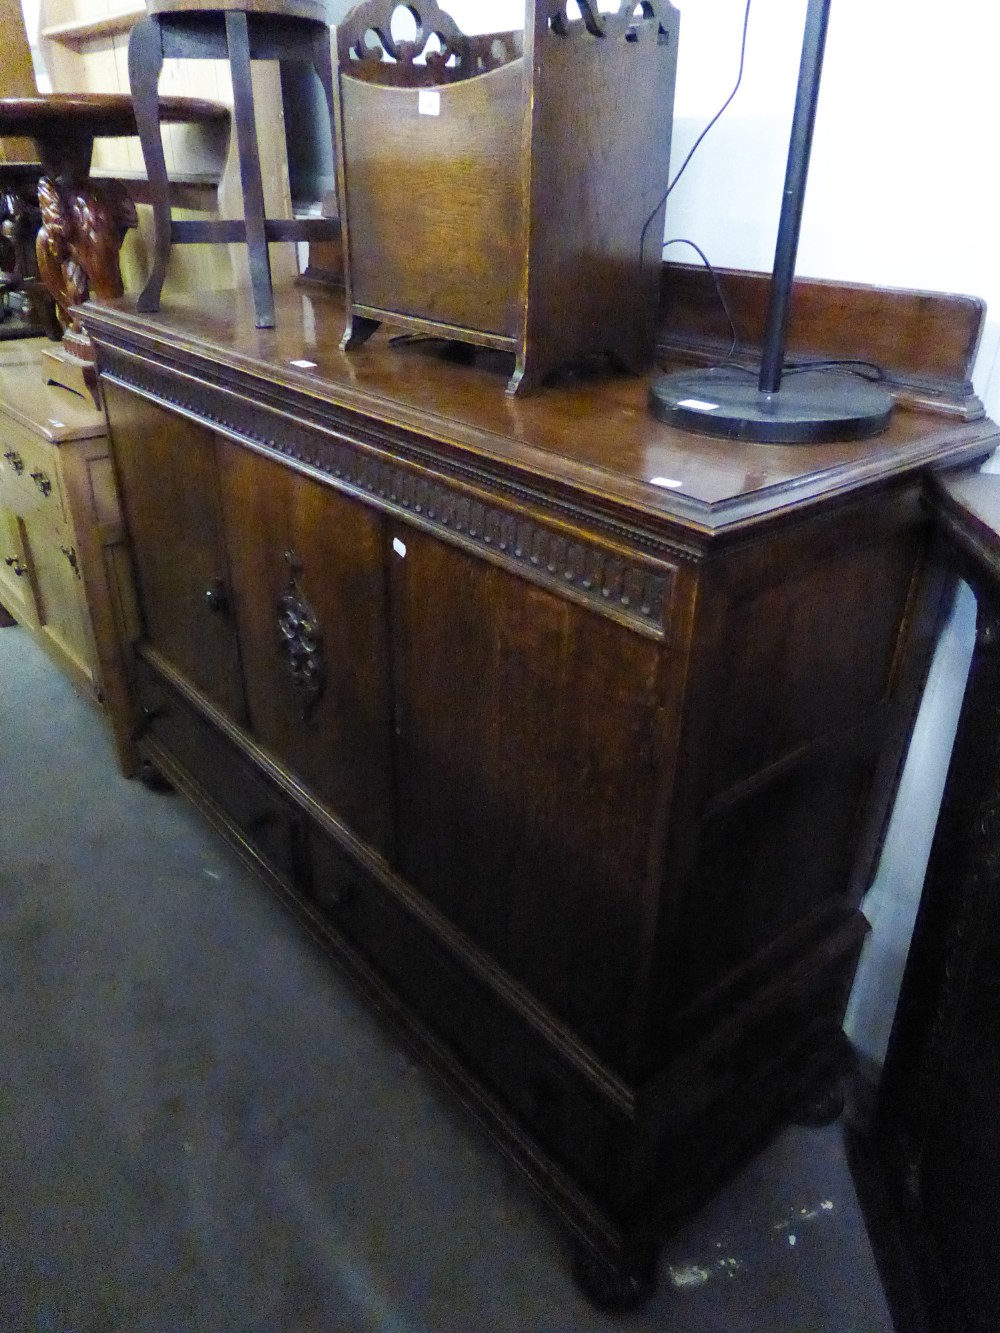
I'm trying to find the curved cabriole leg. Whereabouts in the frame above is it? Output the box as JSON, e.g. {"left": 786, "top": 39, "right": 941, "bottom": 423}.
{"left": 571, "top": 1241, "right": 658, "bottom": 1314}
{"left": 341, "top": 314, "right": 380, "bottom": 351}
{"left": 506, "top": 355, "right": 528, "bottom": 397}
{"left": 507, "top": 348, "right": 545, "bottom": 397}
{"left": 129, "top": 17, "right": 171, "bottom": 314}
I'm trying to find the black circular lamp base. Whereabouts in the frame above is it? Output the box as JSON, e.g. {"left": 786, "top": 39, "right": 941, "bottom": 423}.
{"left": 649, "top": 366, "right": 894, "bottom": 444}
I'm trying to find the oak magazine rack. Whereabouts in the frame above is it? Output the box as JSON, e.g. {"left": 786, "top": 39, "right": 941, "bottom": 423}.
{"left": 333, "top": 0, "right": 680, "bottom": 394}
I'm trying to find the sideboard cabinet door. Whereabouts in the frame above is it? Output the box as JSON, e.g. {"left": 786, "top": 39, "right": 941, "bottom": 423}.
{"left": 216, "top": 441, "right": 394, "bottom": 857}
{"left": 388, "top": 523, "right": 665, "bottom": 1061}
{"left": 0, "top": 505, "right": 39, "bottom": 628}
{"left": 105, "top": 383, "right": 247, "bottom": 723}
{"left": 21, "top": 508, "right": 96, "bottom": 685}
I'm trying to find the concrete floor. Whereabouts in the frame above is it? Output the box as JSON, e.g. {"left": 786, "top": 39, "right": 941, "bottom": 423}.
{"left": 0, "top": 625, "right": 894, "bottom": 1332}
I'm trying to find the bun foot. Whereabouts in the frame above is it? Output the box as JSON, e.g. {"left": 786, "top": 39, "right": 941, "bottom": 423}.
{"left": 792, "top": 1078, "right": 846, "bottom": 1127}
{"left": 139, "top": 758, "right": 174, "bottom": 793}
{"left": 571, "top": 1242, "right": 657, "bottom": 1313}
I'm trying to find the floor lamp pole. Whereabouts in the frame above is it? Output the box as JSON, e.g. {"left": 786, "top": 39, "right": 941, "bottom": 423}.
{"left": 649, "top": 0, "right": 894, "bottom": 444}
{"left": 759, "top": 0, "right": 831, "bottom": 394}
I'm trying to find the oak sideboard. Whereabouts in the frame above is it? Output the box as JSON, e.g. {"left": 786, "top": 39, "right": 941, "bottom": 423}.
{"left": 83, "top": 284, "right": 998, "bottom": 1307}
{"left": 0, "top": 339, "right": 134, "bottom": 771}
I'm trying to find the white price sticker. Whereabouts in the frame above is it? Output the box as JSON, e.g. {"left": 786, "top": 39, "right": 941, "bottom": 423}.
{"left": 676, "top": 398, "right": 719, "bottom": 412}
{"left": 290, "top": 359, "right": 317, "bottom": 370}
{"left": 393, "top": 538, "right": 407, "bottom": 558}
{"left": 650, "top": 476, "right": 684, "bottom": 490}
{"left": 418, "top": 90, "right": 441, "bottom": 117}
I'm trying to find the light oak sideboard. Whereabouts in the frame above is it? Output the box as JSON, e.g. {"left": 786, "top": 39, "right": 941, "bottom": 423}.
{"left": 0, "top": 341, "right": 135, "bottom": 769}
{"left": 83, "top": 284, "right": 998, "bottom": 1307}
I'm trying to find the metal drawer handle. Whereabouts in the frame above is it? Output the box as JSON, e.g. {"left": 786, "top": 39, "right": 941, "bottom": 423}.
{"left": 4, "top": 555, "right": 26, "bottom": 577}
{"left": 30, "top": 469, "right": 52, "bottom": 498}
{"left": 2, "top": 449, "right": 24, "bottom": 474}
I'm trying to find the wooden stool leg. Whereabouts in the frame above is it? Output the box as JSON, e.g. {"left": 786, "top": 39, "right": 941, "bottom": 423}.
{"left": 225, "top": 10, "right": 274, "bottom": 330}
{"left": 310, "top": 25, "right": 338, "bottom": 178}
{"left": 128, "top": 16, "right": 171, "bottom": 314}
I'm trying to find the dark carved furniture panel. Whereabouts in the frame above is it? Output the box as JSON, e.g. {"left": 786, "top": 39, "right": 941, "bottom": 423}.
{"left": 88, "top": 286, "right": 999, "bottom": 1306}
{"left": 216, "top": 440, "right": 395, "bottom": 855}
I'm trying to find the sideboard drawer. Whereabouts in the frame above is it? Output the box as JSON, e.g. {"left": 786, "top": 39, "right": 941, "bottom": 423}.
{"left": 306, "top": 823, "right": 629, "bottom": 1202}
{"left": 134, "top": 657, "right": 304, "bottom": 888}
{"left": 0, "top": 422, "right": 65, "bottom": 528}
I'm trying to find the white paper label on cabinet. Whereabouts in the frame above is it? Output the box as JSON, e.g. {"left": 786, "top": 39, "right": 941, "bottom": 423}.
{"left": 393, "top": 538, "right": 407, "bottom": 559}
{"left": 418, "top": 90, "right": 441, "bottom": 117}
{"left": 290, "top": 359, "right": 318, "bottom": 370}
{"left": 650, "top": 476, "right": 684, "bottom": 490}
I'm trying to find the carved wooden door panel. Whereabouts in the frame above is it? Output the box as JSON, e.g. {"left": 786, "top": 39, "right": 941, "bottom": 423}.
{"left": 388, "top": 523, "right": 666, "bottom": 1059}
{"left": 216, "top": 441, "right": 394, "bottom": 858}
{"left": 104, "top": 383, "right": 247, "bottom": 722}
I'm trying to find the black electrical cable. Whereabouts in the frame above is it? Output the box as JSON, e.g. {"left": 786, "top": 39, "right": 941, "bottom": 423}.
{"left": 662, "top": 237, "right": 740, "bottom": 360}
{"left": 652, "top": 2, "right": 889, "bottom": 389}
{"left": 640, "top": 0, "right": 754, "bottom": 259}
{"left": 782, "top": 358, "right": 886, "bottom": 381}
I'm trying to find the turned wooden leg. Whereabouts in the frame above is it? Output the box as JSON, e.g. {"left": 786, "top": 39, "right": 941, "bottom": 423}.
{"left": 129, "top": 16, "right": 171, "bottom": 315}
{"left": 227, "top": 10, "right": 274, "bottom": 330}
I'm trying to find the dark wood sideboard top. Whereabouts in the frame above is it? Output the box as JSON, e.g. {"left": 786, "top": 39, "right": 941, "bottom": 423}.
{"left": 83, "top": 285, "right": 1000, "bottom": 543}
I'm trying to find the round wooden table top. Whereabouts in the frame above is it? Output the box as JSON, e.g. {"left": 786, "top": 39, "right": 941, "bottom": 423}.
{"left": 147, "top": 0, "right": 328, "bottom": 20}
{"left": 0, "top": 94, "right": 229, "bottom": 142}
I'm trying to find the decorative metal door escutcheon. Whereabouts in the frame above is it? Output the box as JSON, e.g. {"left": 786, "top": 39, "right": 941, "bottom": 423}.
{"left": 277, "top": 548, "right": 325, "bottom": 722}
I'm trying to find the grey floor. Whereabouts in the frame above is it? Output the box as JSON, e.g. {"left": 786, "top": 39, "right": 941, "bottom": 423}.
{"left": 0, "top": 625, "right": 894, "bottom": 1332}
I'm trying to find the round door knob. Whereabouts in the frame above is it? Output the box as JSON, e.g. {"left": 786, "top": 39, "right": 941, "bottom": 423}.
{"left": 204, "top": 579, "right": 229, "bottom": 614}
